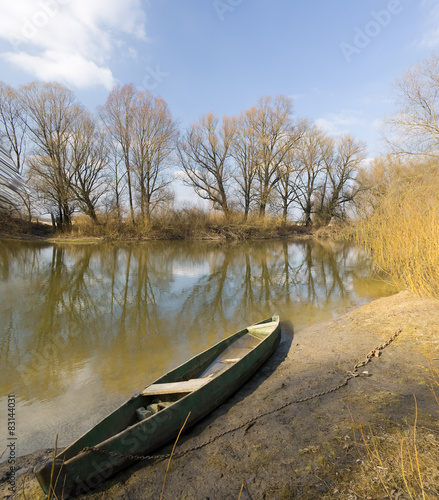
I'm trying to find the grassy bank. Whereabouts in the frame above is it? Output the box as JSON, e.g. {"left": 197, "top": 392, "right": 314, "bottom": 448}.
{"left": 69, "top": 210, "right": 312, "bottom": 240}
{"left": 0, "top": 213, "right": 54, "bottom": 239}
{"left": 1, "top": 209, "right": 311, "bottom": 241}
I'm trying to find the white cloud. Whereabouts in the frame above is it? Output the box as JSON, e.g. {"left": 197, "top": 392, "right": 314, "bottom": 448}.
{"left": 0, "top": 0, "right": 147, "bottom": 89}
{"left": 361, "top": 157, "right": 375, "bottom": 169}
{"left": 2, "top": 50, "right": 114, "bottom": 89}
{"left": 288, "top": 93, "right": 305, "bottom": 101}
{"left": 314, "top": 118, "right": 337, "bottom": 134}
{"left": 372, "top": 118, "right": 384, "bottom": 130}
{"left": 172, "top": 170, "right": 190, "bottom": 182}
{"left": 315, "top": 110, "right": 363, "bottom": 135}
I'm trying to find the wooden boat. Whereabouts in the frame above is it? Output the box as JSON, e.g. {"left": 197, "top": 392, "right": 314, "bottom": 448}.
{"left": 34, "top": 315, "right": 281, "bottom": 497}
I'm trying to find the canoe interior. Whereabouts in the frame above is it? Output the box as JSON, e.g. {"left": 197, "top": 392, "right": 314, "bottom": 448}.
{"left": 58, "top": 316, "right": 279, "bottom": 461}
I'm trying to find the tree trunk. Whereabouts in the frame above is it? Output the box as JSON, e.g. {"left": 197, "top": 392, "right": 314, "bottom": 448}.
{"left": 304, "top": 200, "right": 312, "bottom": 227}
{"left": 126, "top": 166, "right": 135, "bottom": 225}
{"left": 86, "top": 202, "right": 98, "bottom": 222}
{"left": 282, "top": 202, "right": 288, "bottom": 222}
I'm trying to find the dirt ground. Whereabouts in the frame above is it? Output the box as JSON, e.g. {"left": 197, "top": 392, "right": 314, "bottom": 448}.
{"left": 2, "top": 291, "right": 439, "bottom": 499}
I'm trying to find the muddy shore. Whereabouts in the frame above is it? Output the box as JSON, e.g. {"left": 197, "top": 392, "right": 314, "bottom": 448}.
{"left": 1, "top": 291, "right": 438, "bottom": 499}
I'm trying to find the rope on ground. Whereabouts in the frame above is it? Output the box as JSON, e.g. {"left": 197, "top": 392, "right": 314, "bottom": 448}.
{"left": 82, "top": 327, "right": 402, "bottom": 462}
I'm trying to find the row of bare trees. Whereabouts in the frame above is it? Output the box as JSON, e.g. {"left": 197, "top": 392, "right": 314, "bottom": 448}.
{"left": 0, "top": 81, "right": 367, "bottom": 227}
{"left": 177, "top": 95, "right": 366, "bottom": 224}
{"left": 0, "top": 81, "right": 178, "bottom": 227}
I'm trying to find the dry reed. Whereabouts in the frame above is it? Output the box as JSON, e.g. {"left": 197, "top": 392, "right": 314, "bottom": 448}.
{"left": 348, "top": 365, "right": 439, "bottom": 500}
{"left": 160, "top": 412, "right": 191, "bottom": 500}
{"left": 355, "top": 163, "right": 439, "bottom": 299}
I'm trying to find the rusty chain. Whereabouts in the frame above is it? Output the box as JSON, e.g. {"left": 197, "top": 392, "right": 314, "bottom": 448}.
{"left": 82, "top": 327, "right": 402, "bottom": 462}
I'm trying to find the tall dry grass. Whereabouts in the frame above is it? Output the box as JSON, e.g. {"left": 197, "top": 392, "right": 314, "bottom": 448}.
{"left": 355, "top": 162, "right": 439, "bottom": 299}
{"left": 67, "top": 209, "right": 309, "bottom": 241}
{"left": 352, "top": 362, "right": 439, "bottom": 500}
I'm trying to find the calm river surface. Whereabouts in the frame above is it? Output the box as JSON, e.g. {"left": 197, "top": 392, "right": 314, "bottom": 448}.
{"left": 0, "top": 238, "right": 396, "bottom": 458}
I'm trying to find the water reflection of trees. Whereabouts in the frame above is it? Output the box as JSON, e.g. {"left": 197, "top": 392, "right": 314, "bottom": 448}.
{"left": 174, "top": 239, "right": 389, "bottom": 338}
{"left": 0, "top": 239, "right": 393, "bottom": 402}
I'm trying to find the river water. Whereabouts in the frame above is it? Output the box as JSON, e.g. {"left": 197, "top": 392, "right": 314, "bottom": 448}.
{"left": 0, "top": 238, "right": 396, "bottom": 458}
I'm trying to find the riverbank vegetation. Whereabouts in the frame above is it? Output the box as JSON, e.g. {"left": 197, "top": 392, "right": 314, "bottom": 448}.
{"left": 349, "top": 59, "right": 438, "bottom": 500}
{"left": 355, "top": 157, "right": 439, "bottom": 299}
{"left": 55, "top": 210, "right": 310, "bottom": 240}
{"left": 353, "top": 51, "right": 439, "bottom": 300}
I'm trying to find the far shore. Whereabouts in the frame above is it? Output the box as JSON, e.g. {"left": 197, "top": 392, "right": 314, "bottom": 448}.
{"left": 1, "top": 214, "right": 343, "bottom": 244}
{"left": 1, "top": 224, "right": 351, "bottom": 246}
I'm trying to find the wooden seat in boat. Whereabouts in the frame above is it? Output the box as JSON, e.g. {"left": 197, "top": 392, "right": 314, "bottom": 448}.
{"left": 142, "top": 376, "right": 212, "bottom": 396}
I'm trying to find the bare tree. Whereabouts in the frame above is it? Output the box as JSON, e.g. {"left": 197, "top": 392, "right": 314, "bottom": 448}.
{"left": 21, "top": 81, "right": 79, "bottom": 227}
{"left": 319, "top": 135, "right": 367, "bottom": 223}
{"left": 0, "top": 139, "right": 28, "bottom": 216}
{"left": 0, "top": 83, "right": 28, "bottom": 174}
{"left": 68, "top": 110, "right": 109, "bottom": 222}
{"left": 131, "top": 92, "right": 178, "bottom": 222}
{"left": 385, "top": 51, "right": 439, "bottom": 157}
{"left": 105, "top": 138, "right": 127, "bottom": 220}
{"left": 353, "top": 154, "right": 426, "bottom": 219}
{"left": 289, "top": 125, "right": 327, "bottom": 226}
{"left": 272, "top": 120, "right": 309, "bottom": 222}
{"left": 100, "top": 84, "right": 137, "bottom": 224}
{"left": 230, "top": 109, "right": 259, "bottom": 218}
{"left": 177, "top": 113, "right": 235, "bottom": 215}
{"left": 354, "top": 155, "right": 394, "bottom": 217}
{"left": 0, "top": 82, "right": 31, "bottom": 219}
{"left": 250, "top": 95, "right": 299, "bottom": 217}
{"left": 273, "top": 153, "right": 298, "bottom": 222}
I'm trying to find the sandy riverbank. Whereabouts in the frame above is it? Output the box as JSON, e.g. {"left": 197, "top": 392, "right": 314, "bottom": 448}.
{"left": 1, "top": 291, "right": 438, "bottom": 499}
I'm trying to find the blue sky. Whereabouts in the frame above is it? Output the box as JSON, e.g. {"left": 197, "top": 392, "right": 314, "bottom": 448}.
{"left": 0, "top": 0, "right": 438, "bottom": 199}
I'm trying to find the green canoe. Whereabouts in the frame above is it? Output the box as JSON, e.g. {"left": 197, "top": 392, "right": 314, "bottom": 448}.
{"left": 34, "top": 315, "right": 281, "bottom": 497}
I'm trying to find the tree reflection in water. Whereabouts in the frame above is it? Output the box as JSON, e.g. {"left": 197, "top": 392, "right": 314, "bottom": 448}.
{"left": 0, "top": 239, "right": 395, "bottom": 458}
